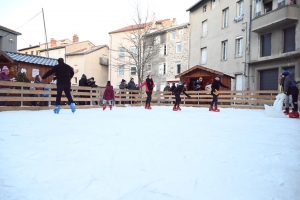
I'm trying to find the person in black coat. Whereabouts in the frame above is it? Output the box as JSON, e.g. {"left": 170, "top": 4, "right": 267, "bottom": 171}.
{"left": 78, "top": 74, "right": 88, "bottom": 105}
{"left": 172, "top": 81, "right": 191, "bottom": 111}
{"left": 170, "top": 83, "right": 176, "bottom": 94}
{"left": 42, "top": 58, "right": 75, "bottom": 114}
{"left": 209, "top": 74, "right": 229, "bottom": 112}
{"left": 194, "top": 77, "right": 204, "bottom": 91}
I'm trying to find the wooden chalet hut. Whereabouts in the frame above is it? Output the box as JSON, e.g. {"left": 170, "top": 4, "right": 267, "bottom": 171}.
{"left": 0, "top": 50, "right": 58, "bottom": 83}
{"left": 175, "top": 65, "right": 234, "bottom": 91}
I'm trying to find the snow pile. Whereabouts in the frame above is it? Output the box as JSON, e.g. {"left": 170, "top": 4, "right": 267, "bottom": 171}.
{"left": 0, "top": 107, "right": 300, "bottom": 200}
{"left": 264, "top": 93, "right": 286, "bottom": 118}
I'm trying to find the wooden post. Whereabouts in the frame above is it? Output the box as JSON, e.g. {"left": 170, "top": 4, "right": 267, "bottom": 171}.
{"left": 21, "top": 86, "right": 23, "bottom": 106}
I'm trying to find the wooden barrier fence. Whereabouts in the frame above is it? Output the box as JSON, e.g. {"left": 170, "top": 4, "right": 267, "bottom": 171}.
{"left": 0, "top": 81, "right": 279, "bottom": 111}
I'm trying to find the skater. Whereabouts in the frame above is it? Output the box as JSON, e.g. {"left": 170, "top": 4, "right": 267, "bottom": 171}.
{"left": 42, "top": 58, "right": 76, "bottom": 114}
{"left": 209, "top": 74, "right": 229, "bottom": 112}
{"left": 280, "top": 72, "right": 294, "bottom": 115}
{"left": 139, "top": 75, "right": 155, "bottom": 109}
{"left": 172, "top": 81, "right": 191, "bottom": 111}
{"left": 282, "top": 70, "right": 299, "bottom": 118}
{"left": 102, "top": 81, "right": 114, "bottom": 111}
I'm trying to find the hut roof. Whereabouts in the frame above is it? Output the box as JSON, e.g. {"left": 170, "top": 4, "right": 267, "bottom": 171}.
{"left": 175, "top": 65, "right": 235, "bottom": 79}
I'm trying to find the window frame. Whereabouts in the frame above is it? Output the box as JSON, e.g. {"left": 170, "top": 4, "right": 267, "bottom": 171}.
{"left": 202, "top": 20, "right": 208, "bottom": 37}
{"left": 261, "top": 33, "right": 272, "bottom": 57}
{"left": 235, "top": 36, "right": 243, "bottom": 57}
{"left": 130, "top": 66, "right": 137, "bottom": 76}
{"left": 176, "top": 62, "right": 181, "bottom": 74}
{"left": 221, "top": 40, "right": 228, "bottom": 61}
{"left": 176, "top": 43, "right": 182, "bottom": 53}
{"left": 119, "top": 47, "right": 125, "bottom": 58}
{"left": 171, "top": 32, "right": 176, "bottom": 40}
{"left": 201, "top": 47, "right": 207, "bottom": 64}
{"left": 118, "top": 65, "right": 125, "bottom": 76}
{"left": 222, "top": 8, "right": 229, "bottom": 28}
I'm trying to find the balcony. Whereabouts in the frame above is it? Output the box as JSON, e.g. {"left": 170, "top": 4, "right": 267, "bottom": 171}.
{"left": 99, "top": 57, "right": 108, "bottom": 66}
{"left": 251, "top": 5, "right": 298, "bottom": 33}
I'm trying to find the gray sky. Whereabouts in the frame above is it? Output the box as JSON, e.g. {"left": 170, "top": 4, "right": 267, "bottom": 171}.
{"left": 0, "top": 0, "right": 197, "bottom": 50}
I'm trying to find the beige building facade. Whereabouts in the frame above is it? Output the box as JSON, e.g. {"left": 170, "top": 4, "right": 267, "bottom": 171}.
{"left": 66, "top": 45, "right": 109, "bottom": 86}
{"left": 108, "top": 18, "right": 177, "bottom": 88}
{"left": 187, "top": 0, "right": 251, "bottom": 90}
{"left": 249, "top": 0, "right": 300, "bottom": 90}
{"left": 145, "top": 23, "right": 190, "bottom": 91}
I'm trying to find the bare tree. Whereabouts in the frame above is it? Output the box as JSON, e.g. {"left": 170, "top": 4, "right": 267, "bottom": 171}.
{"left": 110, "top": 2, "right": 165, "bottom": 85}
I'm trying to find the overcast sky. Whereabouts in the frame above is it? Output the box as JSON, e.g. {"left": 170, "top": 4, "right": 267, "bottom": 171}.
{"left": 0, "top": 0, "right": 197, "bottom": 50}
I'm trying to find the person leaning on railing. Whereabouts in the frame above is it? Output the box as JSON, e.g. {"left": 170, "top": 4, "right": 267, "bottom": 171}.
{"left": 0, "top": 66, "right": 15, "bottom": 106}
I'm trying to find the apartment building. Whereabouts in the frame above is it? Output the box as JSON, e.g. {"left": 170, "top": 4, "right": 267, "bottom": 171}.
{"left": 187, "top": 0, "right": 250, "bottom": 90}
{"left": 108, "top": 18, "right": 177, "bottom": 88}
{"left": 144, "top": 23, "right": 190, "bottom": 91}
{"left": 66, "top": 45, "right": 109, "bottom": 86}
{"left": 249, "top": 0, "right": 300, "bottom": 90}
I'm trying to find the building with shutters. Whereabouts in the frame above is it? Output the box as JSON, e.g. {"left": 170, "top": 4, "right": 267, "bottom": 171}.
{"left": 249, "top": 0, "right": 300, "bottom": 90}
{"left": 187, "top": 0, "right": 250, "bottom": 90}
{"left": 144, "top": 23, "right": 190, "bottom": 91}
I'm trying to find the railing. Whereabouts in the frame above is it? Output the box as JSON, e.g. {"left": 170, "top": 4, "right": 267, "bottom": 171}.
{"left": 0, "top": 81, "right": 278, "bottom": 111}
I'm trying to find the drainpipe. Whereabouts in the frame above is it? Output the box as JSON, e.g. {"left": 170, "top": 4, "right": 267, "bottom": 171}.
{"left": 109, "top": 34, "right": 112, "bottom": 82}
{"left": 247, "top": 3, "right": 252, "bottom": 90}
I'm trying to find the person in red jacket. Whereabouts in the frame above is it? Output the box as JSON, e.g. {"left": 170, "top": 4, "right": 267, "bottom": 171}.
{"left": 102, "top": 81, "right": 114, "bottom": 110}
{"left": 139, "top": 75, "right": 155, "bottom": 109}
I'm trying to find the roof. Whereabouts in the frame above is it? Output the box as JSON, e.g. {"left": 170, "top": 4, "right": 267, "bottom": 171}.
{"left": 18, "top": 45, "right": 40, "bottom": 51}
{"left": 175, "top": 65, "right": 235, "bottom": 78}
{"left": 39, "top": 40, "right": 95, "bottom": 52}
{"left": 65, "top": 45, "right": 108, "bottom": 56}
{"left": 109, "top": 19, "right": 171, "bottom": 34}
{"left": 3, "top": 51, "right": 58, "bottom": 66}
{"left": 186, "top": 0, "right": 204, "bottom": 12}
{"left": 0, "top": 25, "right": 22, "bottom": 35}
{"left": 145, "top": 23, "right": 189, "bottom": 37}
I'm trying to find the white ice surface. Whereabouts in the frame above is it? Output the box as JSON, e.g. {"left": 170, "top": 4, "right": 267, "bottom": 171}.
{"left": 0, "top": 106, "right": 300, "bottom": 200}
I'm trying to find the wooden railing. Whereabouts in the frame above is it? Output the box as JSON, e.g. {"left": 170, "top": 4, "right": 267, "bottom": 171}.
{"left": 0, "top": 81, "right": 279, "bottom": 111}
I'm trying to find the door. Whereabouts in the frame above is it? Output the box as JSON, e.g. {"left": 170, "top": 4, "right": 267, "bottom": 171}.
{"left": 260, "top": 69, "right": 278, "bottom": 90}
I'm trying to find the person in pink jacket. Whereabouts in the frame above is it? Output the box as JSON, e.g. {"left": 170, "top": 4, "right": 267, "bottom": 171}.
{"left": 0, "top": 66, "right": 12, "bottom": 106}
{"left": 139, "top": 75, "right": 155, "bottom": 109}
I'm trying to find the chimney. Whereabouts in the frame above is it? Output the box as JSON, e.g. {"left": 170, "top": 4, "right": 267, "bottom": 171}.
{"left": 50, "top": 38, "right": 56, "bottom": 47}
{"left": 73, "top": 34, "right": 79, "bottom": 43}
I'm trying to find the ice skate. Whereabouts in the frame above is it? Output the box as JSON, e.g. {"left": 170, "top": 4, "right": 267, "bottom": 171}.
{"left": 173, "top": 105, "right": 177, "bottom": 111}
{"left": 103, "top": 104, "right": 106, "bottom": 111}
{"left": 70, "top": 103, "right": 76, "bottom": 113}
{"left": 54, "top": 105, "right": 60, "bottom": 114}
{"left": 289, "top": 111, "right": 299, "bottom": 118}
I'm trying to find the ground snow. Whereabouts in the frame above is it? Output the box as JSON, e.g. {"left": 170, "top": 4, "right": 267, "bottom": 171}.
{"left": 0, "top": 106, "right": 299, "bottom": 200}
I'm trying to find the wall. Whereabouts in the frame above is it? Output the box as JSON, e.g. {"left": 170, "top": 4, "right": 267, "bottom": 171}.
{"left": 0, "top": 30, "right": 18, "bottom": 52}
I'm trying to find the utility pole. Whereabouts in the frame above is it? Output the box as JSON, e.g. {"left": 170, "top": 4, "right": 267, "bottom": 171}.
{"left": 42, "top": 8, "right": 49, "bottom": 58}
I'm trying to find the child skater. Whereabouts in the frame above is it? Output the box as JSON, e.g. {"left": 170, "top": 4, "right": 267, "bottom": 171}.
{"left": 209, "top": 74, "right": 230, "bottom": 112}
{"left": 103, "top": 81, "right": 114, "bottom": 111}
{"left": 172, "top": 81, "right": 191, "bottom": 111}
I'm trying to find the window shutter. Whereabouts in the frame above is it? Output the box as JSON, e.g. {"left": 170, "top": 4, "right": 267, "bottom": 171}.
{"left": 261, "top": 33, "right": 271, "bottom": 57}
{"left": 284, "top": 26, "right": 295, "bottom": 53}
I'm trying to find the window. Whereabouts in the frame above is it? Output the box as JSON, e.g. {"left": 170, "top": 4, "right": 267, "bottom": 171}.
{"left": 164, "top": 44, "right": 167, "bottom": 56}
{"left": 255, "top": 0, "right": 262, "bottom": 17}
{"left": 176, "top": 63, "right": 181, "bottom": 74}
{"left": 159, "top": 63, "right": 167, "bottom": 75}
{"left": 290, "top": 0, "right": 297, "bottom": 5}
{"left": 130, "top": 46, "right": 137, "bottom": 55}
{"left": 277, "top": 0, "right": 285, "bottom": 7}
{"left": 179, "top": 30, "right": 183, "bottom": 35}
{"left": 261, "top": 33, "right": 271, "bottom": 57}
{"left": 130, "top": 66, "right": 137, "bottom": 76}
{"left": 235, "top": 36, "right": 243, "bottom": 57}
{"left": 221, "top": 40, "right": 228, "bottom": 61}
{"left": 212, "top": 0, "right": 218, "bottom": 9}
{"left": 118, "top": 65, "right": 124, "bottom": 76}
{"left": 155, "top": 36, "right": 160, "bottom": 44}
{"left": 283, "top": 26, "right": 295, "bottom": 53}
{"left": 202, "top": 20, "right": 208, "bottom": 37}
{"left": 222, "top": 8, "right": 229, "bottom": 28}
{"left": 171, "top": 32, "right": 176, "bottom": 40}
{"left": 201, "top": 47, "right": 207, "bottom": 64}
{"left": 237, "top": 0, "right": 244, "bottom": 16}
{"left": 119, "top": 47, "right": 125, "bottom": 57}
{"left": 264, "top": 1, "right": 272, "bottom": 13}
{"left": 176, "top": 43, "right": 182, "bottom": 53}
{"left": 131, "top": 33, "right": 136, "bottom": 39}
{"left": 203, "top": 5, "right": 207, "bottom": 12}
{"left": 31, "top": 51, "right": 34, "bottom": 55}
